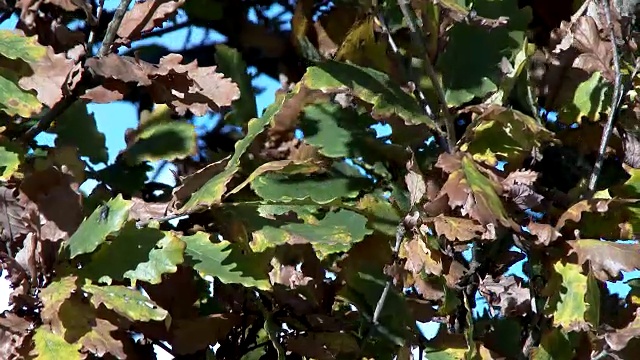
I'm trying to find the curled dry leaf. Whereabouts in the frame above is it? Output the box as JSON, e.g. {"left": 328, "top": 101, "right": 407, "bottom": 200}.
{"left": 18, "top": 167, "right": 83, "bottom": 242}
{"left": 502, "top": 169, "right": 543, "bottom": 210}
{"left": 117, "top": 0, "right": 186, "bottom": 43}
{"left": 128, "top": 197, "right": 169, "bottom": 224}
{"left": 432, "top": 215, "right": 486, "bottom": 242}
{"left": 0, "top": 312, "right": 32, "bottom": 360}
{"left": 527, "top": 221, "right": 561, "bottom": 246}
{"left": 83, "top": 54, "right": 240, "bottom": 116}
{"left": 568, "top": 239, "right": 640, "bottom": 281}
{"left": 543, "top": 15, "right": 614, "bottom": 111}
{"left": 478, "top": 275, "right": 531, "bottom": 317}
{"left": 405, "top": 150, "right": 426, "bottom": 207}
{"left": 18, "top": 46, "right": 75, "bottom": 108}
{"left": 605, "top": 308, "right": 640, "bottom": 352}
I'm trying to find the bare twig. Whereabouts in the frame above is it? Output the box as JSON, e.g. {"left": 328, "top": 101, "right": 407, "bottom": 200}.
{"left": 22, "top": 95, "right": 79, "bottom": 143}
{"left": 87, "top": 0, "right": 106, "bottom": 50}
{"left": 97, "top": 0, "right": 134, "bottom": 57}
{"left": 396, "top": 0, "right": 456, "bottom": 153}
{"left": 586, "top": 0, "right": 623, "bottom": 196}
{"left": 372, "top": 220, "right": 407, "bottom": 325}
{"left": 375, "top": 14, "right": 452, "bottom": 150}
{"left": 137, "top": 20, "right": 193, "bottom": 42}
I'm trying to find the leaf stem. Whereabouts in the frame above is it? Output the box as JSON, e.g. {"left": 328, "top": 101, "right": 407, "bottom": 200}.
{"left": 396, "top": 0, "right": 456, "bottom": 153}
{"left": 97, "top": 0, "right": 133, "bottom": 57}
{"left": 586, "top": 0, "right": 623, "bottom": 197}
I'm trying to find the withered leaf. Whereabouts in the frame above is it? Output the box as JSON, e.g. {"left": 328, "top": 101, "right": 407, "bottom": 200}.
{"left": 117, "top": 0, "right": 185, "bottom": 43}
{"left": 84, "top": 54, "right": 240, "bottom": 116}
{"left": 568, "top": 239, "right": 640, "bottom": 281}
{"left": 527, "top": 221, "right": 561, "bottom": 246}
{"left": 405, "top": 150, "right": 426, "bottom": 207}
{"left": 432, "top": 215, "right": 486, "bottom": 242}
{"left": 479, "top": 275, "right": 531, "bottom": 317}
{"left": 18, "top": 46, "right": 75, "bottom": 108}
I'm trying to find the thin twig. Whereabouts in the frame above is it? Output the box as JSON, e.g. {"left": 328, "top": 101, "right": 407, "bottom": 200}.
{"left": 372, "top": 222, "right": 406, "bottom": 324}
{"left": 586, "top": 0, "right": 623, "bottom": 196}
{"left": 22, "top": 96, "right": 78, "bottom": 143}
{"left": 87, "top": 0, "right": 105, "bottom": 50}
{"left": 376, "top": 14, "right": 452, "bottom": 151}
{"left": 396, "top": 0, "right": 456, "bottom": 153}
{"left": 97, "top": 0, "right": 134, "bottom": 57}
{"left": 23, "top": 0, "right": 134, "bottom": 143}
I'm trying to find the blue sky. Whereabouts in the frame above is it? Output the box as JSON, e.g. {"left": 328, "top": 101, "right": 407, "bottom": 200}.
{"left": 1, "top": 1, "right": 639, "bottom": 357}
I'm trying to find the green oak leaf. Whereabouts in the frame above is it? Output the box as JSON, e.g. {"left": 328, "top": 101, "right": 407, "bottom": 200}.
{"left": 0, "top": 68, "right": 42, "bottom": 117}
{"left": 558, "top": 71, "right": 611, "bottom": 124}
{"left": 215, "top": 44, "right": 257, "bottom": 126}
{"left": 459, "top": 106, "right": 556, "bottom": 168}
{"left": 64, "top": 195, "right": 132, "bottom": 259}
{"left": 251, "top": 171, "right": 370, "bottom": 204}
{"left": 531, "top": 328, "right": 574, "bottom": 360}
{"left": 437, "top": 0, "right": 531, "bottom": 106}
{"left": 33, "top": 327, "right": 82, "bottom": 360}
{"left": 40, "top": 276, "right": 77, "bottom": 323}
{"left": 179, "top": 90, "right": 293, "bottom": 211}
{"left": 82, "top": 282, "right": 169, "bottom": 322}
{"left": 301, "top": 60, "right": 438, "bottom": 130}
{"left": 251, "top": 209, "right": 373, "bottom": 258}
{"left": 544, "top": 261, "right": 599, "bottom": 331}
{"left": 0, "top": 30, "right": 47, "bottom": 63}
{"left": 0, "top": 139, "right": 23, "bottom": 181}
{"left": 51, "top": 100, "right": 108, "bottom": 164}
{"left": 80, "top": 223, "right": 185, "bottom": 285}
{"left": 182, "top": 232, "right": 271, "bottom": 290}
{"left": 124, "top": 121, "right": 197, "bottom": 164}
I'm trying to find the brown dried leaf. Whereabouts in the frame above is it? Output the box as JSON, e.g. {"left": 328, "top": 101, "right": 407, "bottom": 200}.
{"left": 288, "top": 332, "right": 359, "bottom": 359}
{"left": 403, "top": 236, "right": 443, "bottom": 277}
{"left": 0, "top": 186, "right": 31, "bottom": 243}
{"left": 0, "top": 312, "right": 31, "bottom": 360}
{"left": 432, "top": 215, "right": 485, "bottom": 242}
{"left": 172, "top": 314, "right": 239, "bottom": 355}
{"left": 18, "top": 167, "right": 83, "bottom": 242}
{"left": 479, "top": 275, "right": 531, "bottom": 316}
{"left": 19, "top": 47, "right": 75, "bottom": 108}
{"left": 605, "top": 308, "right": 640, "bottom": 351}
{"left": 78, "top": 318, "right": 125, "bottom": 359}
{"left": 117, "top": 0, "right": 185, "bottom": 43}
{"left": 405, "top": 151, "right": 426, "bottom": 207}
{"left": 172, "top": 156, "right": 229, "bottom": 209}
{"left": 84, "top": 54, "right": 240, "bottom": 116}
{"left": 128, "top": 197, "right": 169, "bottom": 223}
{"left": 502, "top": 169, "right": 538, "bottom": 188}
{"left": 527, "top": 221, "right": 561, "bottom": 246}
{"left": 568, "top": 239, "right": 640, "bottom": 281}
{"left": 543, "top": 16, "right": 615, "bottom": 111}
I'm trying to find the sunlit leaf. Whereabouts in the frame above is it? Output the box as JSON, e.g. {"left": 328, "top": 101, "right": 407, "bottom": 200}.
{"left": 559, "top": 71, "right": 611, "bottom": 124}
{"left": 251, "top": 209, "right": 373, "bottom": 258}
{"left": 80, "top": 223, "right": 185, "bottom": 285}
{"left": 33, "top": 326, "right": 82, "bottom": 360}
{"left": 64, "top": 195, "right": 133, "bottom": 259}
{"left": 302, "top": 60, "right": 438, "bottom": 130}
{"left": 544, "top": 261, "right": 599, "bottom": 331}
{"left": 82, "top": 282, "right": 169, "bottom": 322}
{"left": 0, "top": 30, "right": 47, "bottom": 63}
{"left": 0, "top": 139, "right": 23, "bottom": 181}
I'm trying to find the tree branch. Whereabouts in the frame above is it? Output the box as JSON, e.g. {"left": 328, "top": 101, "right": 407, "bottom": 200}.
{"left": 97, "top": 0, "right": 133, "bottom": 57}
{"left": 375, "top": 14, "right": 450, "bottom": 149}
{"left": 23, "top": 0, "right": 135, "bottom": 143}
{"left": 586, "top": 0, "right": 623, "bottom": 197}
{"left": 396, "top": 0, "right": 456, "bottom": 153}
